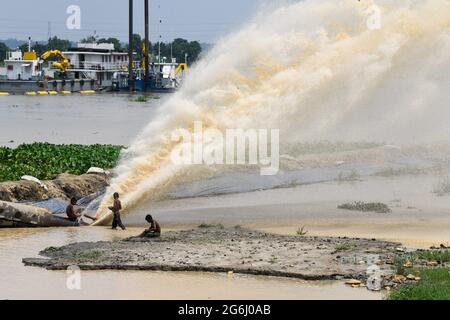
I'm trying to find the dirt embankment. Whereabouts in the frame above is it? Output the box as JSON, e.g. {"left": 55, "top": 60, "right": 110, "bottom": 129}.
{"left": 0, "top": 173, "right": 109, "bottom": 203}
{"left": 23, "top": 227, "right": 399, "bottom": 281}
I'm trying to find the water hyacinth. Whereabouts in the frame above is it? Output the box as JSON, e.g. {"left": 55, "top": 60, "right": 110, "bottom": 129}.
{"left": 0, "top": 143, "right": 123, "bottom": 182}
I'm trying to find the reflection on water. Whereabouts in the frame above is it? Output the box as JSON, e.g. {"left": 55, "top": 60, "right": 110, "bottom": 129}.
{"left": 0, "top": 227, "right": 381, "bottom": 300}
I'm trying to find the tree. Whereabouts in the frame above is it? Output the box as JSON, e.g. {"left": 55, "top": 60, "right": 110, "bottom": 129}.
{"left": 19, "top": 42, "right": 47, "bottom": 56}
{"left": 0, "top": 42, "right": 8, "bottom": 63}
{"left": 80, "top": 35, "right": 98, "bottom": 44}
{"left": 164, "top": 38, "right": 202, "bottom": 65}
{"left": 47, "top": 36, "right": 71, "bottom": 51}
{"left": 98, "top": 37, "right": 122, "bottom": 51}
{"left": 17, "top": 37, "right": 72, "bottom": 57}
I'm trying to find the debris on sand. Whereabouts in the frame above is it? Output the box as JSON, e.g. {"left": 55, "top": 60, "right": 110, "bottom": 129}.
{"left": 338, "top": 202, "right": 391, "bottom": 214}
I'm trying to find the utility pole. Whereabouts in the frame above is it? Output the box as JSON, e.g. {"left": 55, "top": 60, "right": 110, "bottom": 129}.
{"left": 158, "top": 4, "right": 161, "bottom": 65}
{"left": 144, "top": 0, "right": 150, "bottom": 88}
{"left": 128, "top": 0, "right": 134, "bottom": 92}
{"left": 47, "top": 21, "right": 52, "bottom": 40}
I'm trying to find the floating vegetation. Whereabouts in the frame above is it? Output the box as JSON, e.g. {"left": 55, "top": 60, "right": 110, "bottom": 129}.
{"left": 0, "top": 143, "right": 123, "bottom": 182}
{"left": 432, "top": 177, "right": 450, "bottom": 196}
{"left": 338, "top": 202, "right": 391, "bottom": 213}
{"left": 132, "top": 95, "right": 160, "bottom": 102}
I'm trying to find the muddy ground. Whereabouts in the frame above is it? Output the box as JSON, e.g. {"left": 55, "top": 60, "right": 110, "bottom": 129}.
{"left": 0, "top": 173, "right": 109, "bottom": 203}
{"left": 23, "top": 227, "right": 400, "bottom": 282}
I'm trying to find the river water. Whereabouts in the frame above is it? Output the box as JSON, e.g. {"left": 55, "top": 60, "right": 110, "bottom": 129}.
{"left": 0, "top": 94, "right": 386, "bottom": 300}
{"left": 0, "top": 94, "right": 161, "bottom": 147}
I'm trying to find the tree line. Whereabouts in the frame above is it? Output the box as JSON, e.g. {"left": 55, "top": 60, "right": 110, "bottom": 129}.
{"left": 0, "top": 35, "right": 202, "bottom": 65}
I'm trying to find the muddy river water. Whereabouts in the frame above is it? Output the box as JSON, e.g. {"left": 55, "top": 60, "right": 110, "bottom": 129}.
{"left": 1, "top": 95, "right": 449, "bottom": 299}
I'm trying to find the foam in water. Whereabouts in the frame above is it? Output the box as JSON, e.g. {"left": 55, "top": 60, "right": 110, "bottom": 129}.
{"left": 93, "top": 0, "right": 450, "bottom": 225}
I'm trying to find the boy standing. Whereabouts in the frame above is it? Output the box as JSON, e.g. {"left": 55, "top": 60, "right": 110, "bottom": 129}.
{"left": 109, "top": 192, "right": 126, "bottom": 230}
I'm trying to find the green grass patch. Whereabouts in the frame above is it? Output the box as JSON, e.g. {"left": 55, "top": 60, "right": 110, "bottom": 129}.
{"left": 414, "top": 250, "right": 450, "bottom": 263}
{"left": 76, "top": 250, "right": 104, "bottom": 260}
{"left": 335, "top": 242, "right": 358, "bottom": 252}
{"left": 0, "top": 143, "right": 123, "bottom": 182}
{"left": 388, "top": 268, "right": 450, "bottom": 300}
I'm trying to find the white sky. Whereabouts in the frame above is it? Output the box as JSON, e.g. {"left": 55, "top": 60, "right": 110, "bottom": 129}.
{"left": 0, "top": 0, "right": 266, "bottom": 43}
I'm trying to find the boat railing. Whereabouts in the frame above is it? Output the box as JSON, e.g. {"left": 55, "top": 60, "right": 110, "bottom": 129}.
{"left": 68, "top": 61, "right": 129, "bottom": 71}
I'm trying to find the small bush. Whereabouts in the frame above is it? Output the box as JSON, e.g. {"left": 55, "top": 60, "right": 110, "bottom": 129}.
{"left": 296, "top": 226, "right": 308, "bottom": 236}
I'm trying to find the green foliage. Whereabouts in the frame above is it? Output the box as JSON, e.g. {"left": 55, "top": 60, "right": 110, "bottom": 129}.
{"left": 18, "top": 37, "right": 73, "bottom": 56}
{"left": 98, "top": 37, "right": 122, "bottom": 51}
{"left": 414, "top": 250, "right": 450, "bottom": 263}
{"left": 76, "top": 250, "right": 104, "bottom": 260}
{"left": 335, "top": 242, "right": 358, "bottom": 252}
{"left": 47, "top": 37, "right": 72, "bottom": 51}
{"left": 80, "top": 35, "right": 98, "bottom": 44}
{"left": 296, "top": 226, "right": 308, "bottom": 236}
{"left": 156, "top": 38, "right": 202, "bottom": 65}
{"left": 0, "top": 42, "right": 9, "bottom": 63}
{"left": 134, "top": 95, "right": 149, "bottom": 102}
{"left": 0, "top": 143, "right": 123, "bottom": 182}
{"left": 388, "top": 268, "right": 450, "bottom": 300}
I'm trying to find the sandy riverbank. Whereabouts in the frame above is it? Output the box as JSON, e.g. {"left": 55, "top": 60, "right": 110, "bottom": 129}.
{"left": 23, "top": 227, "right": 399, "bottom": 281}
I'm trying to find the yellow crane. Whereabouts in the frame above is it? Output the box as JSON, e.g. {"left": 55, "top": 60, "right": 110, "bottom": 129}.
{"left": 40, "top": 50, "right": 71, "bottom": 72}
{"left": 175, "top": 63, "right": 188, "bottom": 76}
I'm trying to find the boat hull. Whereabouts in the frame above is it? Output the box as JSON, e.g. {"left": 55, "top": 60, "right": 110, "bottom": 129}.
{"left": 0, "top": 201, "right": 86, "bottom": 228}
{"left": 0, "top": 79, "right": 100, "bottom": 94}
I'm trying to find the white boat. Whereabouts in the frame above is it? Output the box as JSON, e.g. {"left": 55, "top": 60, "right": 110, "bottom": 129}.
{"left": 62, "top": 42, "right": 130, "bottom": 90}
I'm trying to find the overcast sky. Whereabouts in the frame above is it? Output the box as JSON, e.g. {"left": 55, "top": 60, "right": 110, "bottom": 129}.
{"left": 0, "top": 0, "right": 266, "bottom": 43}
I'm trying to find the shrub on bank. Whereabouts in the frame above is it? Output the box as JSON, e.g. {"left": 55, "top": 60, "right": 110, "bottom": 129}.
{"left": 0, "top": 143, "right": 123, "bottom": 182}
